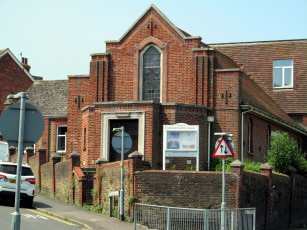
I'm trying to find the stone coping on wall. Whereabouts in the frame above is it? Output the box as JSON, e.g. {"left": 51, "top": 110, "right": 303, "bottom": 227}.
{"left": 73, "top": 167, "right": 86, "bottom": 180}
{"left": 82, "top": 101, "right": 211, "bottom": 112}
{"left": 134, "top": 170, "right": 232, "bottom": 175}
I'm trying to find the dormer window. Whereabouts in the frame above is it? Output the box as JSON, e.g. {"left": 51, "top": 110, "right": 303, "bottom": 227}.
{"left": 273, "top": 59, "right": 293, "bottom": 89}
{"left": 139, "top": 45, "right": 162, "bottom": 102}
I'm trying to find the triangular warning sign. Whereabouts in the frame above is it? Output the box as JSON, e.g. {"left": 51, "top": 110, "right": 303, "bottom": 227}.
{"left": 213, "top": 137, "right": 234, "bottom": 158}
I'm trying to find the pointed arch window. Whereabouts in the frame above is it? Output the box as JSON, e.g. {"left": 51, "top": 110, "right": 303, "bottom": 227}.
{"left": 140, "top": 45, "right": 161, "bottom": 102}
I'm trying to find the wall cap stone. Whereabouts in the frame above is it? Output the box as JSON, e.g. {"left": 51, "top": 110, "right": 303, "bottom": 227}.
{"left": 51, "top": 152, "right": 62, "bottom": 160}
{"left": 38, "top": 147, "right": 47, "bottom": 152}
{"left": 128, "top": 151, "right": 143, "bottom": 159}
{"left": 95, "top": 158, "right": 108, "bottom": 164}
{"left": 260, "top": 163, "right": 273, "bottom": 170}
{"left": 230, "top": 160, "right": 244, "bottom": 168}
{"left": 69, "top": 151, "right": 80, "bottom": 158}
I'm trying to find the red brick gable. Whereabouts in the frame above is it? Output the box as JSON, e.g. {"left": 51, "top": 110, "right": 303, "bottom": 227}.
{"left": 104, "top": 6, "right": 203, "bottom": 105}
{"left": 0, "top": 49, "right": 34, "bottom": 115}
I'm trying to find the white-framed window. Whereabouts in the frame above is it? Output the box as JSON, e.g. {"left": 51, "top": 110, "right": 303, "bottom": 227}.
{"left": 139, "top": 45, "right": 162, "bottom": 102}
{"left": 273, "top": 59, "right": 293, "bottom": 88}
{"left": 56, "top": 125, "right": 67, "bottom": 152}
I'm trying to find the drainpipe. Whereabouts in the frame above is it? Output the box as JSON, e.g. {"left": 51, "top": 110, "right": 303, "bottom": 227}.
{"left": 207, "top": 116, "right": 214, "bottom": 170}
{"left": 241, "top": 108, "right": 252, "bottom": 162}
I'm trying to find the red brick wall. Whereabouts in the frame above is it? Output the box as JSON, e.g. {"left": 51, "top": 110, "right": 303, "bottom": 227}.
{"left": 67, "top": 76, "right": 89, "bottom": 158}
{"left": 291, "top": 173, "right": 307, "bottom": 227}
{"left": 0, "top": 53, "right": 33, "bottom": 115}
{"left": 242, "top": 114, "right": 304, "bottom": 163}
{"left": 241, "top": 171, "right": 268, "bottom": 230}
{"left": 134, "top": 166, "right": 307, "bottom": 229}
{"left": 134, "top": 170, "right": 239, "bottom": 209}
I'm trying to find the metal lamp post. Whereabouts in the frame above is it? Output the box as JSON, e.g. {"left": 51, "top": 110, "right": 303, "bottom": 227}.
{"left": 113, "top": 126, "right": 125, "bottom": 221}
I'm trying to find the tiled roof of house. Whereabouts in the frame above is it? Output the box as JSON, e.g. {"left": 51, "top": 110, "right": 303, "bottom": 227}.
{"left": 241, "top": 73, "right": 305, "bottom": 132}
{"left": 26, "top": 80, "right": 68, "bottom": 117}
{"left": 209, "top": 39, "right": 307, "bottom": 114}
{"left": 213, "top": 46, "right": 305, "bottom": 133}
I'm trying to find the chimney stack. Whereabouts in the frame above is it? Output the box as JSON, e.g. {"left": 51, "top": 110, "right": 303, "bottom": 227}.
{"left": 21, "top": 57, "right": 31, "bottom": 72}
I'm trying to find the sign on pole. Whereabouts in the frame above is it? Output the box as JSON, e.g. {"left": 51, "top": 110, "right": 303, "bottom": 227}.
{"left": 213, "top": 133, "right": 234, "bottom": 230}
{"left": 0, "top": 101, "right": 44, "bottom": 147}
{"left": 0, "top": 92, "right": 44, "bottom": 230}
{"left": 213, "top": 137, "right": 234, "bottom": 158}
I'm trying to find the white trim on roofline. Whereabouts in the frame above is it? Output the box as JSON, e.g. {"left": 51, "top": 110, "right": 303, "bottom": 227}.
{"left": 0, "top": 48, "right": 35, "bottom": 82}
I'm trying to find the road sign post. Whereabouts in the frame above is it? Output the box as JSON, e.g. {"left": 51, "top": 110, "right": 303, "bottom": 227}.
{"left": 0, "top": 92, "right": 44, "bottom": 230}
{"left": 112, "top": 126, "right": 132, "bottom": 221}
{"left": 213, "top": 133, "right": 234, "bottom": 230}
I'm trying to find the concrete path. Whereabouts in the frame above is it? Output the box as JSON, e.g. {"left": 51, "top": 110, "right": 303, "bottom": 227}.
{"left": 33, "top": 194, "right": 134, "bottom": 230}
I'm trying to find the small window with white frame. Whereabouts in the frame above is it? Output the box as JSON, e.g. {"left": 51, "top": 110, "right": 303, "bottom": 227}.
{"left": 273, "top": 59, "right": 293, "bottom": 89}
{"left": 56, "top": 125, "right": 67, "bottom": 152}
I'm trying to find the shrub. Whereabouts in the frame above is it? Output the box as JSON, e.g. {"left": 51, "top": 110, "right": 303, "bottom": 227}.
{"left": 210, "top": 157, "right": 234, "bottom": 172}
{"left": 243, "top": 160, "right": 262, "bottom": 173}
{"left": 267, "top": 131, "right": 307, "bottom": 175}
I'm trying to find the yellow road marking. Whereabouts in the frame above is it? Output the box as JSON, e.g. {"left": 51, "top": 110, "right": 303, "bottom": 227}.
{"left": 27, "top": 209, "right": 77, "bottom": 226}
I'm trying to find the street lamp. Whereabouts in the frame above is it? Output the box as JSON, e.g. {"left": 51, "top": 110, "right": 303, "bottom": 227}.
{"left": 113, "top": 126, "right": 125, "bottom": 221}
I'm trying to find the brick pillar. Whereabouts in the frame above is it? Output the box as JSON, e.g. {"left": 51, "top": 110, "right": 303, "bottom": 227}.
{"left": 260, "top": 163, "right": 273, "bottom": 230}
{"left": 230, "top": 160, "right": 245, "bottom": 208}
{"left": 38, "top": 147, "right": 47, "bottom": 191}
{"left": 51, "top": 153, "right": 61, "bottom": 196}
{"left": 9, "top": 146, "right": 16, "bottom": 162}
{"left": 70, "top": 151, "right": 80, "bottom": 203}
{"left": 128, "top": 151, "right": 143, "bottom": 217}
{"left": 25, "top": 147, "right": 34, "bottom": 163}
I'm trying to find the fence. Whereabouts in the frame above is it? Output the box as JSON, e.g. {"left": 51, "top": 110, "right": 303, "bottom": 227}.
{"left": 134, "top": 204, "right": 256, "bottom": 230}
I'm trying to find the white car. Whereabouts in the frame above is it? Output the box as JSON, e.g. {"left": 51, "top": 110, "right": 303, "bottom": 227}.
{"left": 0, "top": 161, "right": 35, "bottom": 207}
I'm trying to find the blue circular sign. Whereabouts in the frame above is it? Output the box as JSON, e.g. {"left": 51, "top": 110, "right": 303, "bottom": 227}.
{"left": 111, "top": 131, "right": 132, "bottom": 154}
{"left": 0, "top": 102, "right": 45, "bottom": 147}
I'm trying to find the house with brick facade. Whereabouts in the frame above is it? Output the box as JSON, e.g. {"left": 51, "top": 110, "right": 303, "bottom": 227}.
{"left": 0, "top": 48, "right": 35, "bottom": 116}
{"left": 0, "top": 48, "right": 35, "bottom": 143}
{"left": 65, "top": 4, "right": 307, "bottom": 171}
{"left": 27, "top": 80, "right": 68, "bottom": 161}
{"left": 210, "top": 39, "right": 307, "bottom": 148}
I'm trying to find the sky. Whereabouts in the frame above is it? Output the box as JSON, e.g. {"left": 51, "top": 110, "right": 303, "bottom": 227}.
{"left": 1, "top": 0, "right": 307, "bottom": 80}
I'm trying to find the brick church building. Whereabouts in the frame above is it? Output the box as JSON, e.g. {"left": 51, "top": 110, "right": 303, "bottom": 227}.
{"left": 65, "top": 4, "right": 306, "bottom": 171}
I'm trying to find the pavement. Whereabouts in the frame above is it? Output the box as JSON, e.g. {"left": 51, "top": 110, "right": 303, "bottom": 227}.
{"left": 32, "top": 194, "right": 307, "bottom": 230}
{"left": 33, "top": 193, "right": 134, "bottom": 230}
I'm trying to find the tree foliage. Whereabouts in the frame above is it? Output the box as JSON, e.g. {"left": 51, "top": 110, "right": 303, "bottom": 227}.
{"left": 267, "top": 131, "right": 307, "bottom": 175}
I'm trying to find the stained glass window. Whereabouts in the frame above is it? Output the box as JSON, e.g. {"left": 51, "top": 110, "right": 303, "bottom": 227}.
{"left": 143, "top": 46, "right": 161, "bottom": 101}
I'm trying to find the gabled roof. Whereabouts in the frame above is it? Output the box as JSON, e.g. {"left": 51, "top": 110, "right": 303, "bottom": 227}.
{"left": 106, "top": 4, "right": 201, "bottom": 44}
{"left": 213, "top": 47, "right": 306, "bottom": 135}
{"left": 241, "top": 74, "right": 307, "bottom": 135}
{"left": 26, "top": 80, "right": 68, "bottom": 117}
{"left": 0, "top": 48, "right": 35, "bottom": 82}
